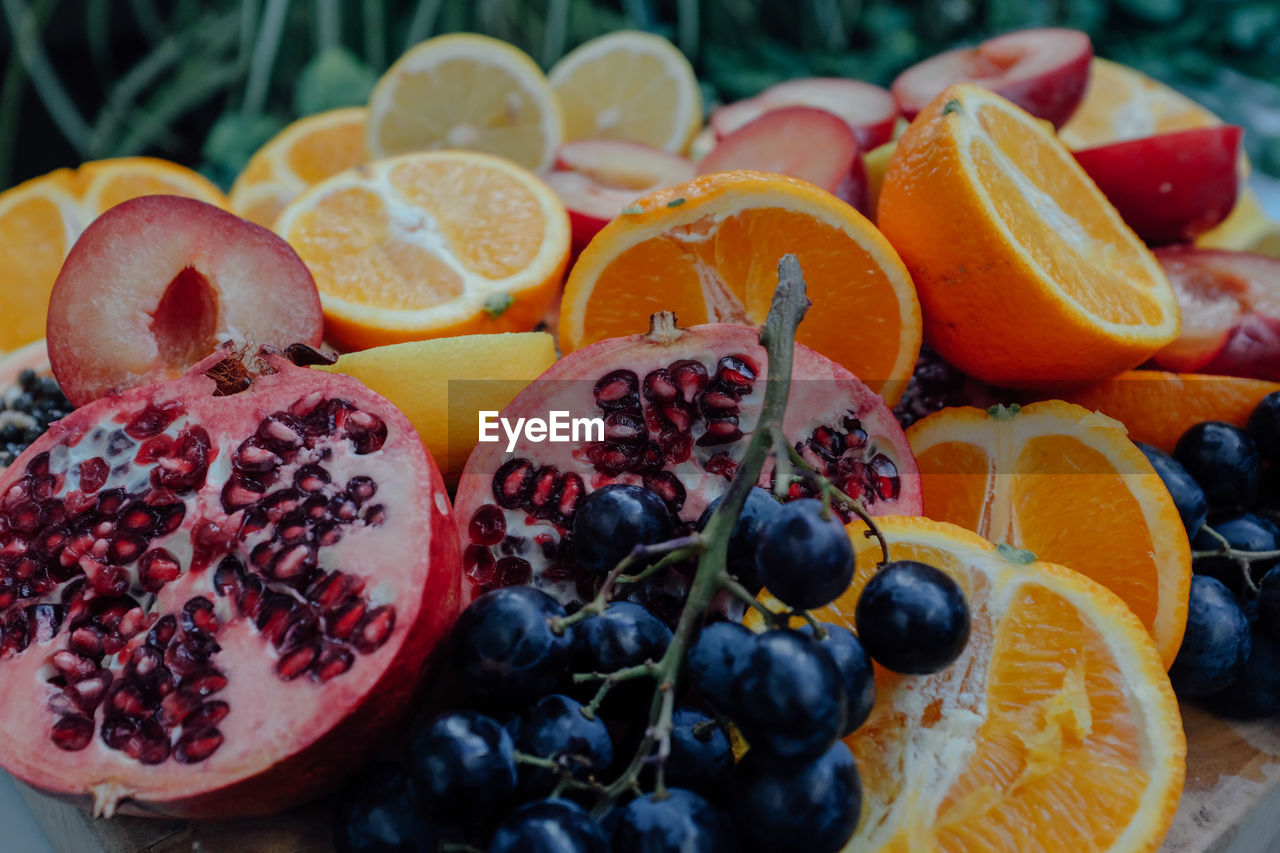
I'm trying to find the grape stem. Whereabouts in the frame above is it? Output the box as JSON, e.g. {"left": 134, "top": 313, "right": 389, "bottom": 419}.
{"left": 585, "top": 254, "right": 811, "bottom": 816}
{"left": 1193, "top": 523, "right": 1280, "bottom": 596}
{"left": 551, "top": 536, "right": 703, "bottom": 634}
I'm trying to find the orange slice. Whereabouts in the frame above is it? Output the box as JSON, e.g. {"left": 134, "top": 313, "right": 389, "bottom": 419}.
{"left": 274, "top": 150, "right": 570, "bottom": 350}
{"left": 877, "top": 84, "right": 1180, "bottom": 388}
{"left": 0, "top": 157, "right": 226, "bottom": 352}
{"left": 1056, "top": 369, "right": 1280, "bottom": 453}
{"left": 559, "top": 171, "right": 921, "bottom": 405}
{"left": 766, "top": 516, "right": 1184, "bottom": 852}
{"left": 229, "top": 107, "right": 367, "bottom": 228}
{"left": 365, "top": 34, "right": 562, "bottom": 173}
{"left": 1058, "top": 58, "right": 1222, "bottom": 150}
{"left": 905, "top": 400, "right": 1191, "bottom": 667}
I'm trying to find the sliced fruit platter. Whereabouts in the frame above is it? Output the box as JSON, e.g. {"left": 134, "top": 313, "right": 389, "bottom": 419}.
{"left": 1, "top": 22, "right": 1280, "bottom": 853}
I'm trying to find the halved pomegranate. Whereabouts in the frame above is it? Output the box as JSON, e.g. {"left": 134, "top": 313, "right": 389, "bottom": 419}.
{"left": 0, "top": 346, "right": 459, "bottom": 818}
{"left": 453, "top": 314, "right": 921, "bottom": 607}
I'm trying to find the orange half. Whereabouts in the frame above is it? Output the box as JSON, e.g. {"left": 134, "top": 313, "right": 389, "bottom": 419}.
{"left": 906, "top": 400, "right": 1191, "bottom": 667}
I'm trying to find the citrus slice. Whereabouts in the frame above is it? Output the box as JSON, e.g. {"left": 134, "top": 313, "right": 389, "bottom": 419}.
{"left": 548, "top": 30, "right": 701, "bottom": 153}
{"left": 316, "top": 331, "right": 557, "bottom": 483}
{"left": 229, "top": 107, "right": 368, "bottom": 228}
{"left": 1058, "top": 57, "right": 1222, "bottom": 150}
{"left": 877, "top": 84, "right": 1180, "bottom": 388}
{"left": 559, "top": 171, "right": 922, "bottom": 405}
{"left": 366, "top": 33, "right": 562, "bottom": 173}
{"left": 1057, "top": 369, "right": 1280, "bottom": 453}
{"left": 274, "top": 150, "right": 570, "bottom": 350}
{"left": 905, "top": 400, "right": 1191, "bottom": 667}
{"left": 0, "top": 157, "right": 227, "bottom": 352}
{"left": 758, "top": 516, "right": 1185, "bottom": 853}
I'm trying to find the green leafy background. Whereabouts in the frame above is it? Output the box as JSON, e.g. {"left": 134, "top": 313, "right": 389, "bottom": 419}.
{"left": 2, "top": 0, "right": 1278, "bottom": 192}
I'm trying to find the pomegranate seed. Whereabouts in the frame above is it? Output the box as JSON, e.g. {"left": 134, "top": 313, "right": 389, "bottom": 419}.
{"left": 704, "top": 453, "right": 737, "bottom": 479}
{"left": 525, "top": 468, "right": 562, "bottom": 519}
{"left": 77, "top": 458, "right": 110, "bottom": 494}
{"left": 353, "top": 606, "right": 395, "bottom": 653}
{"left": 180, "top": 669, "right": 228, "bottom": 697}
{"left": 147, "top": 615, "right": 177, "bottom": 648}
{"left": 233, "top": 438, "right": 282, "bottom": 473}
{"left": 313, "top": 521, "right": 343, "bottom": 547}
{"left": 659, "top": 404, "right": 693, "bottom": 433}
{"left": 716, "top": 355, "right": 757, "bottom": 389}
{"left": 53, "top": 650, "right": 97, "bottom": 680}
{"left": 493, "top": 558, "right": 531, "bottom": 589}
{"left": 302, "top": 494, "right": 329, "bottom": 519}
{"left": 257, "top": 414, "right": 304, "bottom": 452}
{"left": 81, "top": 556, "right": 128, "bottom": 595}
{"left": 212, "top": 556, "right": 245, "bottom": 599}
{"left": 107, "top": 533, "right": 147, "bottom": 564}
{"left": 643, "top": 471, "right": 687, "bottom": 515}
{"left": 557, "top": 475, "right": 585, "bottom": 525}
{"left": 181, "top": 597, "right": 218, "bottom": 635}
{"left": 221, "top": 475, "right": 266, "bottom": 512}
{"left": 276, "top": 642, "right": 318, "bottom": 680}
{"left": 152, "top": 502, "right": 186, "bottom": 534}
{"left": 136, "top": 434, "right": 175, "bottom": 464}
{"left": 186, "top": 700, "right": 229, "bottom": 729}
{"left": 110, "top": 684, "right": 147, "bottom": 716}
{"left": 272, "top": 544, "right": 313, "bottom": 580}
{"left": 174, "top": 726, "right": 224, "bottom": 764}
{"left": 256, "top": 594, "right": 298, "bottom": 645}
{"left": 138, "top": 548, "right": 182, "bottom": 593}
{"left": 291, "top": 390, "right": 325, "bottom": 418}
{"left": 810, "top": 426, "right": 846, "bottom": 458}
{"left": 100, "top": 717, "right": 135, "bottom": 750}
{"left": 237, "top": 575, "right": 266, "bottom": 619}
{"left": 10, "top": 502, "right": 43, "bottom": 534}
{"left": 699, "top": 386, "right": 740, "bottom": 415}
{"left": 363, "top": 504, "right": 386, "bottom": 526}
{"left": 69, "top": 627, "right": 104, "bottom": 659}
{"left": 124, "top": 400, "right": 184, "bottom": 439}
{"left": 594, "top": 370, "right": 640, "bottom": 410}
{"left": 326, "top": 600, "right": 365, "bottom": 641}
{"left": 345, "top": 476, "right": 377, "bottom": 505}
{"left": 159, "top": 688, "right": 202, "bottom": 727}
{"left": 587, "top": 442, "right": 638, "bottom": 475}
{"left": 126, "top": 724, "right": 171, "bottom": 765}
{"left": 643, "top": 368, "right": 678, "bottom": 403}
{"left": 67, "top": 670, "right": 112, "bottom": 713}
{"left": 843, "top": 417, "right": 868, "bottom": 449}
{"left": 464, "top": 545, "right": 496, "bottom": 585}
{"left": 312, "top": 643, "right": 354, "bottom": 682}
{"left": 868, "top": 454, "right": 900, "bottom": 501}
{"left": 344, "top": 410, "right": 387, "bottom": 454}
{"left": 306, "top": 571, "right": 360, "bottom": 610}
{"left": 492, "top": 459, "right": 535, "bottom": 509}
{"left": 669, "top": 360, "right": 709, "bottom": 403}
{"left": 603, "top": 412, "right": 645, "bottom": 442}
{"left": 50, "top": 715, "right": 94, "bottom": 751}
{"left": 697, "top": 417, "right": 743, "bottom": 447}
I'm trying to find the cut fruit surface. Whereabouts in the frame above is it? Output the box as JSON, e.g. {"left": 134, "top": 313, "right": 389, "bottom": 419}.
{"left": 549, "top": 30, "right": 701, "bottom": 154}
{"left": 1058, "top": 58, "right": 1223, "bottom": 150}
{"left": 891, "top": 28, "right": 1093, "bottom": 128}
{"left": 1197, "top": 189, "right": 1280, "bottom": 257}
{"left": 906, "top": 400, "right": 1191, "bottom": 668}
{"left": 698, "top": 106, "right": 868, "bottom": 212}
{"left": 48, "top": 195, "right": 323, "bottom": 407}
{"left": 1149, "top": 247, "right": 1280, "bottom": 382}
{"left": 1058, "top": 371, "right": 1280, "bottom": 454}
{"left": 878, "top": 84, "right": 1180, "bottom": 388}
{"left": 274, "top": 150, "right": 571, "bottom": 350}
{"left": 366, "top": 34, "right": 562, "bottom": 172}
{"left": 1073, "top": 126, "right": 1242, "bottom": 246}
{"left": 764, "top": 516, "right": 1184, "bottom": 853}
{"left": 316, "top": 332, "right": 558, "bottom": 485}
{"left": 559, "top": 171, "right": 921, "bottom": 405}
{"left": 0, "top": 158, "right": 227, "bottom": 353}
{"left": 229, "top": 108, "right": 368, "bottom": 229}
{"left": 709, "top": 77, "right": 898, "bottom": 151}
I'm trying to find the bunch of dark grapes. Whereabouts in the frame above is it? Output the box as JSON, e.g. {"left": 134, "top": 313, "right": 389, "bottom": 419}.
{"left": 332, "top": 481, "right": 971, "bottom": 852}
{"left": 1144, "top": 392, "right": 1280, "bottom": 716}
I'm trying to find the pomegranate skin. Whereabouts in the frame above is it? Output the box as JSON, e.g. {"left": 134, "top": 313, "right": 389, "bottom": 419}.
{"left": 0, "top": 348, "right": 460, "bottom": 819}
{"left": 454, "top": 316, "right": 922, "bottom": 608}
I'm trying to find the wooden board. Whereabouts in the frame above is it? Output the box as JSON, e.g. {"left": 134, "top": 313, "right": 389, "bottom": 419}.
{"left": 15, "top": 701, "right": 1280, "bottom": 853}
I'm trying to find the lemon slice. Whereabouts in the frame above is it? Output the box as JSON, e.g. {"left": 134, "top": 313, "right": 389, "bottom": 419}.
{"left": 549, "top": 30, "right": 701, "bottom": 153}
{"left": 366, "top": 33, "right": 562, "bottom": 173}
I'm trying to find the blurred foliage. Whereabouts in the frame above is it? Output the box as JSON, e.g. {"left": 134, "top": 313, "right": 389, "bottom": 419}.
{"left": 2, "top": 0, "right": 1280, "bottom": 190}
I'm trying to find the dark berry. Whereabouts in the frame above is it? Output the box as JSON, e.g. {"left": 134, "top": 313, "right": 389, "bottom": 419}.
{"left": 572, "top": 484, "right": 674, "bottom": 576}
{"left": 1247, "top": 391, "right": 1280, "bottom": 465}
{"left": 698, "top": 487, "right": 782, "bottom": 593}
{"left": 1207, "top": 622, "right": 1280, "bottom": 718}
{"left": 729, "top": 629, "right": 846, "bottom": 762}
{"left": 1169, "top": 575, "right": 1251, "bottom": 698}
{"left": 515, "top": 694, "right": 614, "bottom": 792}
{"left": 611, "top": 788, "right": 731, "bottom": 852}
{"left": 1137, "top": 442, "right": 1208, "bottom": 536}
{"left": 1259, "top": 567, "right": 1280, "bottom": 643}
{"left": 1174, "top": 421, "right": 1263, "bottom": 510}
{"left": 660, "top": 707, "right": 734, "bottom": 801}
{"left": 800, "top": 622, "right": 876, "bottom": 735}
{"left": 332, "top": 764, "right": 438, "bottom": 853}
{"left": 490, "top": 798, "right": 609, "bottom": 853}
{"left": 855, "top": 560, "right": 969, "bottom": 674}
{"left": 453, "top": 586, "right": 572, "bottom": 708}
{"left": 408, "top": 711, "right": 516, "bottom": 822}
{"left": 1191, "top": 513, "right": 1280, "bottom": 596}
{"left": 731, "top": 740, "right": 861, "bottom": 853}
{"left": 572, "top": 601, "right": 672, "bottom": 674}
{"left": 686, "top": 621, "right": 754, "bottom": 713}
{"left": 754, "top": 499, "right": 855, "bottom": 610}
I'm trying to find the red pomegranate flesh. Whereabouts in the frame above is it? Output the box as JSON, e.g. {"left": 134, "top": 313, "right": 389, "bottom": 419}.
{"left": 453, "top": 314, "right": 922, "bottom": 607}
{"left": 0, "top": 347, "right": 459, "bottom": 818}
